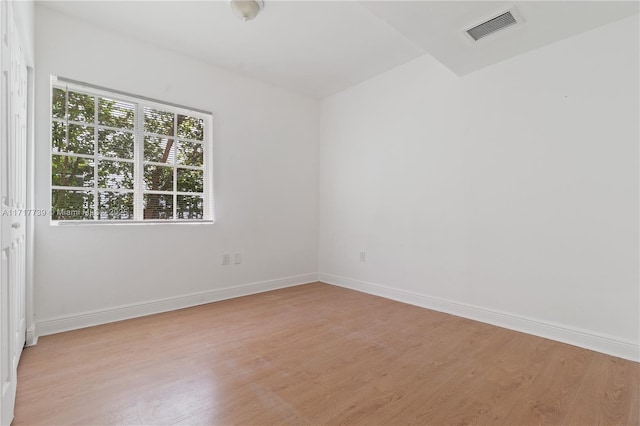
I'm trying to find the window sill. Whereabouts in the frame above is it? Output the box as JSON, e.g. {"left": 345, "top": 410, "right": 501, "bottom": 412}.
{"left": 51, "top": 220, "right": 215, "bottom": 226}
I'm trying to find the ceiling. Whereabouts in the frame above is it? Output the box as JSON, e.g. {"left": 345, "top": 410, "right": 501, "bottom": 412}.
{"left": 361, "top": 1, "right": 640, "bottom": 76}
{"left": 41, "top": 1, "right": 639, "bottom": 99}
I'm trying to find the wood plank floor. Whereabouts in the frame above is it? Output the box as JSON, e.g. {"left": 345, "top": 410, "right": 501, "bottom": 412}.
{"left": 14, "top": 283, "right": 639, "bottom": 425}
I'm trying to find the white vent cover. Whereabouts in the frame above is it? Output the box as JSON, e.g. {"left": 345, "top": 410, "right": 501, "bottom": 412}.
{"left": 466, "top": 11, "right": 518, "bottom": 41}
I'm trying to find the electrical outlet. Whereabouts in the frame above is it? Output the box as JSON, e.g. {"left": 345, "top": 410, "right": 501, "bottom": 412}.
{"left": 360, "top": 251, "right": 366, "bottom": 262}
{"left": 222, "top": 253, "right": 230, "bottom": 265}
{"left": 234, "top": 253, "right": 242, "bottom": 264}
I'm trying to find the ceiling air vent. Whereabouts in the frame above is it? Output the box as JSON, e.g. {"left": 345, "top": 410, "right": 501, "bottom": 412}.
{"left": 466, "top": 11, "right": 518, "bottom": 41}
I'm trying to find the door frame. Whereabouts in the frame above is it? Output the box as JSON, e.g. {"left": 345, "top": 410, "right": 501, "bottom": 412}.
{"left": 0, "top": 1, "right": 33, "bottom": 423}
{"left": 25, "top": 64, "right": 34, "bottom": 348}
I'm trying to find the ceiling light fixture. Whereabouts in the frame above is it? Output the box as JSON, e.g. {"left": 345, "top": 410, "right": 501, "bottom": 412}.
{"left": 230, "top": 0, "right": 264, "bottom": 22}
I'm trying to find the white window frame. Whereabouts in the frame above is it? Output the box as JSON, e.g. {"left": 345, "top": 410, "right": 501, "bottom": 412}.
{"left": 49, "top": 76, "right": 214, "bottom": 225}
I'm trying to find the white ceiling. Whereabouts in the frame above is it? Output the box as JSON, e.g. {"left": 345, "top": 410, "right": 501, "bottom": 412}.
{"left": 361, "top": 1, "right": 640, "bottom": 76}
{"left": 41, "top": 1, "right": 639, "bottom": 99}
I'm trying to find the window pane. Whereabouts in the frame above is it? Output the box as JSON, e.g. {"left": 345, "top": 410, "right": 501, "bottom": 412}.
{"left": 52, "top": 88, "right": 66, "bottom": 119}
{"left": 99, "top": 129, "right": 134, "bottom": 159}
{"left": 177, "top": 114, "right": 204, "bottom": 141}
{"left": 143, "top": 194, "right": 173, "bottom": 220}
{"left": 51, "top": 82, "right": 212, "bottom": 222}
{"left": 177, "top": 195, "right": 204, "bottom": 219}
{"left": 51, "top": 121, "right": 67, "bottom": 153}
{"left": 177, "top": 141, "right": 203, "bottom": 167}
{"left": 144, "top": 165, "right": 173, "bottom": 191}
{"left": 144, "top": 107, "right": 174, "bottom": 136}
{"left": 52, "top": 155, "right": 94, "bottom": 187}
{"left": 177, "top": 169, "right": 203, "bottom": 193}
{"left": 98, "top": 191, "right": 134, "bottom": 220}
{"left": 98, "top": 97, "right": 134, "bottom": 130}
{"left": 51, "top": 190, "right": 94, "bottom": 220}
{"left": 98, "top": 160, "right": 134, "bottom": 189}
{"left": 65, "top": 124, "right": 95, "bottom": 155}
{"left": 144, "top": 136, "right": 175, "bottom": 163}
{"left": 68, "top": 91, "right": 95, "bottom": 123}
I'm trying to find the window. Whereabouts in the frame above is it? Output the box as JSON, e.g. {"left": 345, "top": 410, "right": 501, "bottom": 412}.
{"left": 50, "top": 77, "right": 213, "bottom": 223}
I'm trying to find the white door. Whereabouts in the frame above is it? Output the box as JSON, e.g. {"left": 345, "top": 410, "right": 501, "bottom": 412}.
{"left": 0, "top": 1, "right": 27, "bottom": 424}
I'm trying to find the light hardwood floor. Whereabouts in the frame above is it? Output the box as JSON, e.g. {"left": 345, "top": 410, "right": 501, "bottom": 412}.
{"left": 14, "top": 283, "right": 639, "bottom": 425}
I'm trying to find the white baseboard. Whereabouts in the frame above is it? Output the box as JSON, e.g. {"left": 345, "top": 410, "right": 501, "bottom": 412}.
{"left": 36, "top": 273, "right": 318, "bottom": 338}
{"left": 319, "top": 273, "right": 640, "bottom": 363}
{"left": 34, "top": 272, "right": 640, "bottom": 363}
{"left": 26, "top": 326, "right": 38, "bottom": 346}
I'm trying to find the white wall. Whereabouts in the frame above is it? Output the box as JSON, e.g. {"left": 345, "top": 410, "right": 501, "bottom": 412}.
{"left": 34, "top": 5, "right": 639, "bottom": 361}
{"left": 34, "top": 6, "right": 319, "bottom": 330}
{"left": 319, "top": 16, "right": 639, "bottom": 360}
{"left": 9, "top": 1, "right": 34, "bottom": 66}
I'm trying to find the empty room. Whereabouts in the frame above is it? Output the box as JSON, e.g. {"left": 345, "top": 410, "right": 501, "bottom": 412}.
{"left": 0, "top": 0, "right": 638, "bottom": 424}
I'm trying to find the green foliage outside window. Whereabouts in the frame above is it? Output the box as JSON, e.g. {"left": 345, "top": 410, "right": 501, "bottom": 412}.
{"left": 51, "top": 86, "right": 208, "bottom": 221}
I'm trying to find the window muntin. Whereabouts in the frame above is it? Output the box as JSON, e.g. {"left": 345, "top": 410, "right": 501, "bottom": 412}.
{"left": 50, "top": 80, "right": 213, "bottom": 223}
